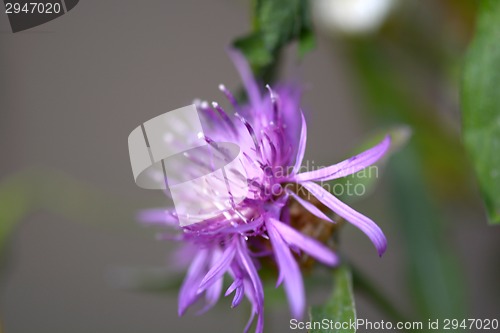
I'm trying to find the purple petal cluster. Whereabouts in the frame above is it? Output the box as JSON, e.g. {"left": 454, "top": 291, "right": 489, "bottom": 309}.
{"left": 140, "top": 52, "right": 390, "bottom": 333}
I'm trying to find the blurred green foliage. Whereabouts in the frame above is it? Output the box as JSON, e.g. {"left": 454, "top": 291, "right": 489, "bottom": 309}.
{"left": 462, "top": 0, "right": 500, "bottom": 224}
{"left": 390, "top": 147, "right": 467, "bottom": 319}
{"left": 233, "top": 0, "right": 314, "bottom": 83}
{"left": 309, "top": 266, "right": 356, "bottom": 333}
{"left": 346, "top": 36, "right": 468, "bottom": 320}
{"left": 339, "top": 0, "right": 479, "bottom": 326}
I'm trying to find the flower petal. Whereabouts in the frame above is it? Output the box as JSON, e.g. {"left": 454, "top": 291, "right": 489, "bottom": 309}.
{"left": 292, "top": 111, "right": 307, "bottom": 175}
{"left": 269, "top": 218, "right": 338, "bottom": 266}
{"left": 301, "top": 181, "right": 387, "bottom": 256}
{"left": 266, "top": 219, "right": 305, "bottom": 319}
{"left": 228, "top": 49, "right": 261, "bottom": 109}
{"left": 197, "top": 250, "right": 224, "bottom": 314}
{"left": 206, "top": 276, "right": 223, "bottom": 309}
{"left": 198, "top": 245, "right": 236, "bottom": 293}
{"left": 137, "top": 209, "right": 179, "bottom": 227}
{"left": 244, "top": 305, "right": 257, "bottom": 333}
{"left": 221, "top": 217, "right": 264, "bottom": 234}
{"left": 178, "top": 249, "right": 208, "bottom": 316}
{"left": 232, "top": 285, "right": 245, "bottom": 308}
{"left": 286, "top": 189, "right": 333, "bottom": 223}
{"left": 294, "top": 135, "right": 390, "bottom": 182}
{"left": 224, "top": 278, "right": 245, "bottom": 308}
{"left": 225, "top": 278, "right": 243, "bottom": 297}
{"left": 237, "top": 239, "right": 264, "bottom": 333}
{"left": 239, "top": 278, "right": 257, "bottom": 333}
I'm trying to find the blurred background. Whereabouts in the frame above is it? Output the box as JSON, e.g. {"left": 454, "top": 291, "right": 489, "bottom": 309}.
{"left": 0, "top": 0, "right": 499, "bottom": 332}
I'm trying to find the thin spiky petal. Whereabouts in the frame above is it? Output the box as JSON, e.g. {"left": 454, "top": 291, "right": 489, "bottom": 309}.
{"left": 269, "top": 217, "right": 338, "bottom": 266}
{"left": 294, "top": 135, "right": 391, "bottom": 182}
{"left": 198, "top": 244, "right": 236, "bottom": 292}
{"left": 266, "top": 218, "right": 305, "bottom": 319}
{"left": 292, "top": 111, "right": 307, "bottom": 175}
{"left": 178, "top": 249, "right": 208, "bottom": 316}
{"left": 285, "top": 189, "right": 333, "bottom": 222}
{"left": 301, "top": 181, "right": 387, "bottom": 256}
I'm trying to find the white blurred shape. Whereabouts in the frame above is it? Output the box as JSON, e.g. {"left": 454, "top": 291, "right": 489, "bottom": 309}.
{"left": 313, "top": 0, "right": 394, "bottom": 34}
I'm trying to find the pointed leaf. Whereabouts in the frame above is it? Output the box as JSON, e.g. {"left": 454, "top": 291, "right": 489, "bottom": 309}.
{"left": 462, "top": 0, "right": 500, "bottom": 224}
{"left": 309, "top": 266, "right": 356, "bottom": 333}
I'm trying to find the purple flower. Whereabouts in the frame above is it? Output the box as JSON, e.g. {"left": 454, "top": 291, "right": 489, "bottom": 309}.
{"left": 140, "top": 51, "right": 390, "bottom": 333}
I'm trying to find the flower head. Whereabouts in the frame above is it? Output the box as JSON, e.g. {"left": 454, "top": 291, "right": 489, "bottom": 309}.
{"left": 140, "top": 51, "right": 390, "bottom": 333}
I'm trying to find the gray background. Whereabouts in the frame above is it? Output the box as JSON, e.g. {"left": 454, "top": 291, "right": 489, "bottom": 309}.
{"left": 1, "top": 1, "right": 498, "bottom": 332}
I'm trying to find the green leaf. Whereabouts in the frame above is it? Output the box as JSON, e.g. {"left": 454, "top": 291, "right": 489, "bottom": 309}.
{"left": 462, "top": 0, "right": 500, "bottom": 224}
{"left": 309, "top": 266, "right": 356, "bottom": 333}
{"left": 233, "top": 33, "right": 273, "bottom": 69}
{"left": 298, "top": 26, "right": 315, "bottom": 59}
{"left": 234, "top": 0, "right": 315, "bottom": 81}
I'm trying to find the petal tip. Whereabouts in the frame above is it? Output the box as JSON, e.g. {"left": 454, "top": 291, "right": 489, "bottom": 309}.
{"left": 377, "top": 239, "right": 388, "bottom": 257}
